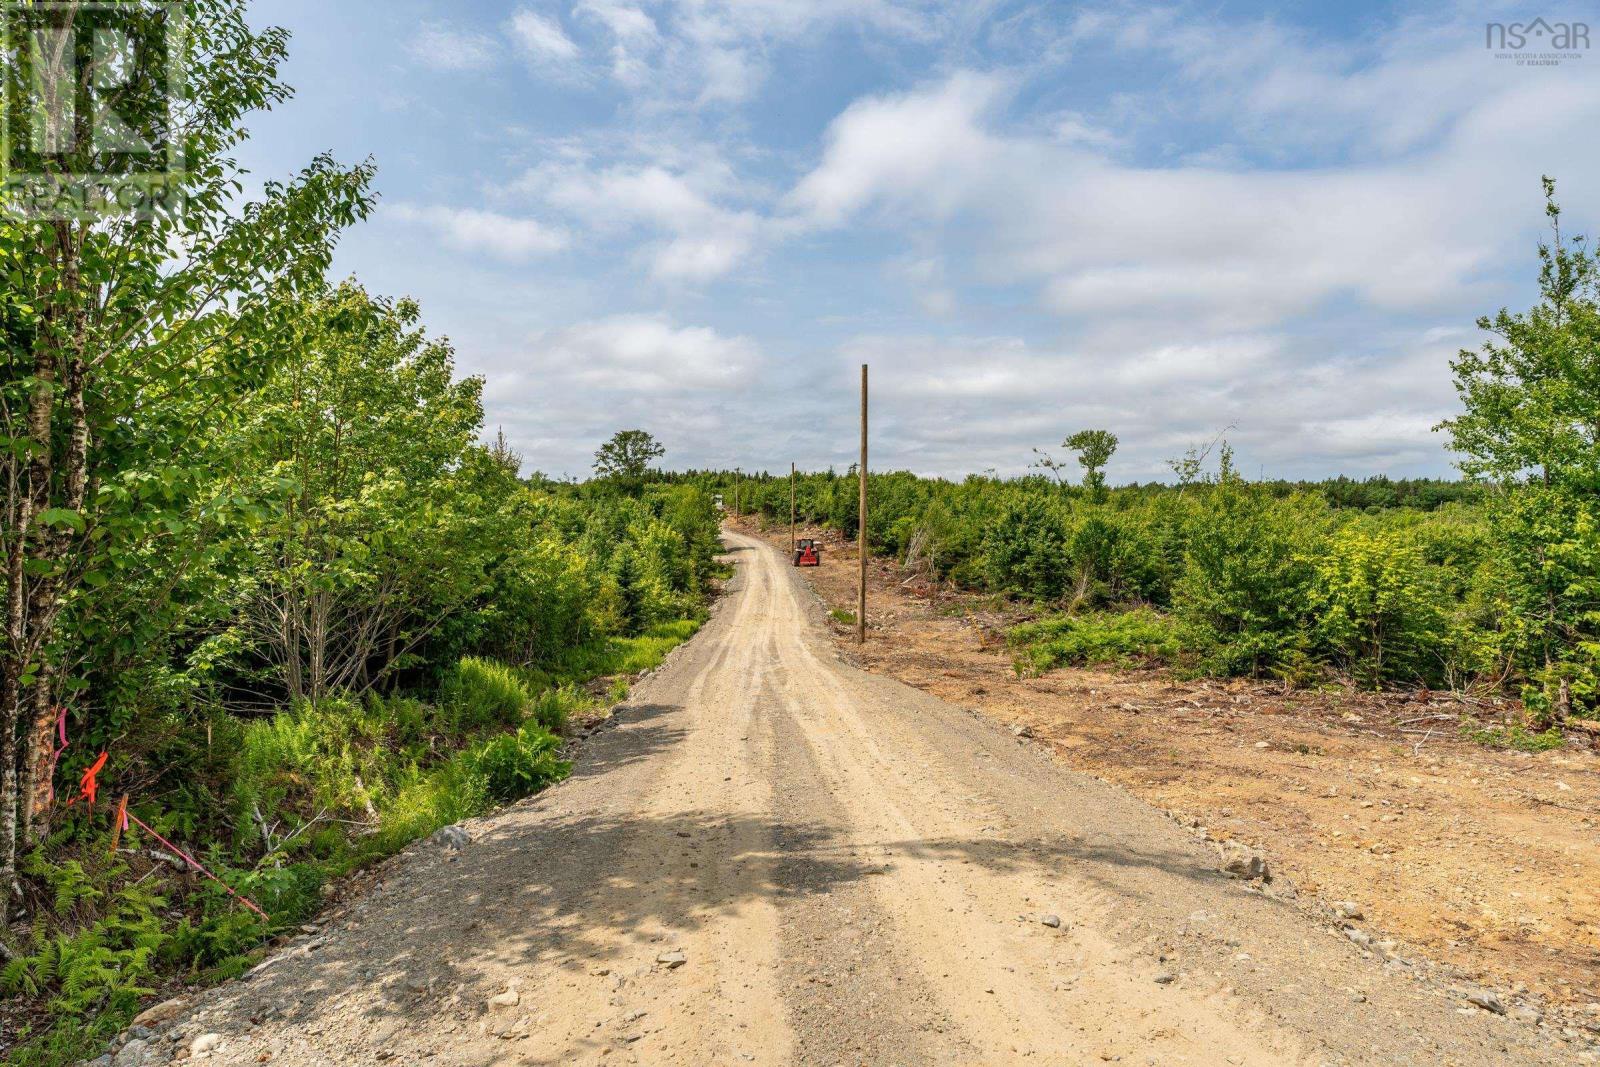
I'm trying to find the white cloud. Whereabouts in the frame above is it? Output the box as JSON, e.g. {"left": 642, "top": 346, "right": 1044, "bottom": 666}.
{"left": 570, "top": 0, "right": 941, "bottom": 108}
{"left": 407, "top": 22, "right": 499, "bottom": 71}
{"left": 389, "top": 204, "right": 569, "bottom": 261}
{"left": 831, "top": 328, "right": 1462, "bottom": 480}
{"left": 523, "top": 315, "right": 762, "bottom": 392}
{"left": 574, "top": 0, "right": 659, "bottom": 85}
{"left": 788, "top": 62, "right": 1600, "bottom": 334}
{"left": 374, "top": 5, "right": 1600, "bottom": 479}
{"left": 508, "top": 9, "right": 581, "bottom": 65}
{"left": 788, "top": 71, "right": 1005, "bottom": 228}
{"left": 513, "top": 157, "right": 763, "bottom": 282}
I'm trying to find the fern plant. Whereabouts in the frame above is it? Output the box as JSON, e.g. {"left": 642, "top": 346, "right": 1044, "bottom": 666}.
{"left": 1, "top": 870, "right": 170, "bottom": 1015}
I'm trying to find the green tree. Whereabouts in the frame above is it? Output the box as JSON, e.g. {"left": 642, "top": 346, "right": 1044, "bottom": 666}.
{"left": 0, "top": 1, "right": 375, "bottom": 891}
{"left": 1309, "top": 525, "right": 1449, "bottom": 687}
{"left": 225, "top": 283, "right": 496, "bottom": 703}
{"left": 982, "top": 496, "right": 1071, "bottom": 601}
{"left": 1439, "top": 179, "right": 1600, "bottom": 720}
{"left": 1440, "top": 179, "right": 1600, "bottom": 490}
{"left": 1065, "top": 430, "right": 1118, "bottom": 502}
{"left": 593, "top": 430, "right": 665, "bottom": 488}
{"left": 1175, "top": 484, "right": 1325, "bottom": 677}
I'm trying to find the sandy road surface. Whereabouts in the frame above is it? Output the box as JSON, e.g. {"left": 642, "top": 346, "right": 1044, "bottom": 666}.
{"left": 154, "top": 531, "right": 1576, "bottom": 1066}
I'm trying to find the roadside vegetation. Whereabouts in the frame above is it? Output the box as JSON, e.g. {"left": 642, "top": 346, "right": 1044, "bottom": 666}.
{"left": 714, "top": 181, "right": 1600, "bottom": 736}
{"left": 0, "top": 5, "right": 721, "bottom": 1060}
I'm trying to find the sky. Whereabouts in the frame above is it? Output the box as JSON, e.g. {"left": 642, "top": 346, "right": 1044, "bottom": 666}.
{"left": 237, "top": 0, "right": 1600, "bottom": 483}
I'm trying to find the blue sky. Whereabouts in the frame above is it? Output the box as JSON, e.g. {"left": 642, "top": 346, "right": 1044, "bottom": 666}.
{"left": 238, "top": 1, "right": 1600, "bottom": 482}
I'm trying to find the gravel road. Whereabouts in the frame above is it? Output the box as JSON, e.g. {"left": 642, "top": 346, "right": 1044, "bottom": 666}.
{"left": 141, "top": 530, "right": 1580, "bottom": 1066}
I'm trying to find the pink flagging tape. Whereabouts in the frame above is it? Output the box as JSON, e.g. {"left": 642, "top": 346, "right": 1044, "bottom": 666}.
{"left": 123, "top": 809, "right": 270, "bottom": 921}
{"left": 42, "top": 706, "right": 69, "bottom": 805}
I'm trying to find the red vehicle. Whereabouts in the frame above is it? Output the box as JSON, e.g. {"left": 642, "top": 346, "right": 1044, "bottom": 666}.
{"left": 793, "top": 538, "right": 821, "bottom": 567}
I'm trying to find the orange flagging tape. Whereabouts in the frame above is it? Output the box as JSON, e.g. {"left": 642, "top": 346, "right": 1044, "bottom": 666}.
{"left": 66, "top": 751, "right": 107, "bottom": 808}
{"left": 49, "top": 707, "right": 270, "bottom": 921}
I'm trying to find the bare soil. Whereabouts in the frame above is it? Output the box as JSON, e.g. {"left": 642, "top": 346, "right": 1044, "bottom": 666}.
{"left": 739, "top": 516, "right": 1600, "bottom": 1035}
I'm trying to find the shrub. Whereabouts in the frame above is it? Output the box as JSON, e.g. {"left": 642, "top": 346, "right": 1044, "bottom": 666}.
{"left": 982, "top": 496, "right": 1072, "bottom": 600}
{"left": 371, "top": 757, "right": 491, "bottom": 856}
{"left": 1066, "top": 509, "right": 1163, "bottom": 607}
{"left": 1309, "top": 525, "right": 1451, "bottom": 686}
{"left": 465, "top": 722, "right": 571, "bottom": 803}
{"left": 1175, "top": 487, "right": 1325, "bottom": 676}
{"left": 1462, "top": 721, "right": 1565, "bottom": 752}
{"left": 525, "top": 685, "right": 585, "bottom": 734}
{"left": 1, "top": 874, "right": 168, "bottom": 1017}
{"left": 1008, "top": 608, "right": 1183, "bottom": 675}
{"left": 232, "top": 698, "right": 392, "bottom": 841}
{"left": 476, "top": 538, "right": 596, "bottom": 665}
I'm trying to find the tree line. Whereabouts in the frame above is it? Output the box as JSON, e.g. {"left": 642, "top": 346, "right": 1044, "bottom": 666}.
{"left": 711, "top": 180, "right": 1600, "bottom": 728}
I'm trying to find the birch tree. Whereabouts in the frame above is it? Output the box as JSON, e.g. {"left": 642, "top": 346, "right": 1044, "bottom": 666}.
{"left": 0, "top": 0, "right": 374, "bottom": 902}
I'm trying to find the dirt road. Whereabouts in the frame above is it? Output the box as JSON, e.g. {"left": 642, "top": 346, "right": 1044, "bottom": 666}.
{"left": 153, "top": 531, "right": 1577, "bottom": 1066}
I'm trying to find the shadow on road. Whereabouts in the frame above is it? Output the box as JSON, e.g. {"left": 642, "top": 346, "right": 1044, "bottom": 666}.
{"left": 231, "top": 797, "right": 1237, "bottom": 1054}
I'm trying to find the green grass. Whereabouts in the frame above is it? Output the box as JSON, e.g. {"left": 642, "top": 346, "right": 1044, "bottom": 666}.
{"left": 5, "top": 1007, "right": 132, "bottom": 1067}
{"left": 1007, "top": 608, "right": 1184, "bottom": 676}
{"left": 1461, "top": 721, "right": 1565, "bottom": 752}
{"left": 519, "top": 619, "right": 703, "bottom": 690}
{"left": 830, "top": 608, "right": 856, "bottom": 626}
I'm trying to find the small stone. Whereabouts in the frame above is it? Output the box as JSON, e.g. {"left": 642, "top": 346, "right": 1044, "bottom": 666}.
{"left": 1153, "top": 972, "right": 1176, "bottom": 985}
{"left": 1466, "top": 989, "right": 1506, "bottom": 1014}
{"left": 1332, "top": 901, "right": 1363, "bottom": 920}
{"left": 189, "top": 1034, "right": 222, "bottom": 1055}
{"left": 657, "top": 950, "right": 687, "bottom": 969}
{"left": 134, "top": 998, "right": 188, "bottom": 1029}
{"left": 1218, "top": 841, "right": 1269, "bottom": 881}
{"left": 113, "top": 1040, "right": 148, "bottom": 1067}
{"left": 430, "top": 825, "right": 470, "bottom": 850}
{"left": 1343, "top": 927, "right": 1373, "bottom": 949}
{"left": 1011, "top": 724, "right": 1034, "bottom": 738}
{"left": 1253, "top": 741, "right": 1269, "bottom": 749}
{"left": 487, "top": 989, "right": 521, "bottom": 1009}
{"left": 1039, "top": 914, "right": 1062, "bottom": 928}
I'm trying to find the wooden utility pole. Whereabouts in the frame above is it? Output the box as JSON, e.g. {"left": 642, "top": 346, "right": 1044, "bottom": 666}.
{"left": 790, "top": 462, "right": 796, "bottom": 556}
{"left": 858, "top": 364, "right": 868, "bottom": 644}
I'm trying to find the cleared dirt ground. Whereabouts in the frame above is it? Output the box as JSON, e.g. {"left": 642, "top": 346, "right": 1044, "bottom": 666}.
{"left": 739, "top": 516, "right": 1600, "bottom": 1044}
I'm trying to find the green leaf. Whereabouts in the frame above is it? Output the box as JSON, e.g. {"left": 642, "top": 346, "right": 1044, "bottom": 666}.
{"left": 37, "top": 508, "right": 85, "bottom": 532}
